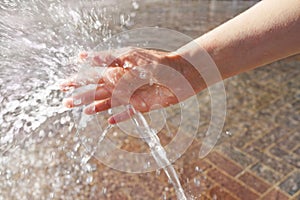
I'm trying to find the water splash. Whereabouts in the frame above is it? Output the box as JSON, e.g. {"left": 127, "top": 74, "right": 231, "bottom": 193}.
{"left": 0, "top": 0, "right": 138, "bottom": 199}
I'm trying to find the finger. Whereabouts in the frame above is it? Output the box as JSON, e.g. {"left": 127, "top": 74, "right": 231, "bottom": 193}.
{"left": 108, "top": 107, "right": 134, "bottom": 124}
{"left": 60, "top": 80, "right": 81, "bottom": 91}
{"left": 79, "top": 52, "right": 88, "bottom": 61}
{"left": 130, "top": 86, "right": 178, "bottom": 112}
{"left": 62, "top": 85, "right": 111, "bottom": 108}
{"left": 60, "top": 74, "right": 105, "bottom": 91}
{"left": 84, "top": 98, "right": 112, "bottom": 115}
{"left": 92, "top": 53, "right": 123, "bottom": 67}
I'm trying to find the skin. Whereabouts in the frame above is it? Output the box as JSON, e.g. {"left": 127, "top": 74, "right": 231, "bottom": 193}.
{"left": 61, "top": 0, "right": 300, "bottom": 124}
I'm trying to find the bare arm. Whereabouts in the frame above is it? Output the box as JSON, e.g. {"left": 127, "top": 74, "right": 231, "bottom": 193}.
{"left": 61, "top": 0, "right": 300, "bottom": 124}
{"left": 191, "top": 0, "right": 300, "bottom": 79}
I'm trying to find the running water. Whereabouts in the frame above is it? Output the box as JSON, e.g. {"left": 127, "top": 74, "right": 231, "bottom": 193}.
{"left": 0, "top": 0, "right": 139, "bottom": 199}
{"left": 130, "top": 107, "right": 188, "bottom": 200}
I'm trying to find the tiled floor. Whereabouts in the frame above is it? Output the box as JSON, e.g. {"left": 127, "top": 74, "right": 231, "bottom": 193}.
{"left": 192, "top": 57, "right": 300, "bottom": 199}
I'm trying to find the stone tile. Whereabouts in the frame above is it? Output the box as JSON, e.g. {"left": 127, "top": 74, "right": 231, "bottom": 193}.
{"left": 207, "top": 168, "right": 259, "bottom": 200}
{"left": 279, "top": 170, "right": 300, "bottom": 196}
{"left": 238, "top": 171, "right": 270, "bottom": 194}
{"left": 278, "top": 131, "right": 300, "bottom": 151}
{"left": 269, "top": 146, "right": 300, "bottom": 168}
{"left": 252, "top": 106, "right": 283, "bottom": 133}
{"left": 292, "top": 193, "right": 300, "bottom": 200}
{"left": 245, "top": 147, "right": 293, "bottom": 176}
{"left": 208, "top": 186, "right": 238, "bottom": 200}
{"left": 254, "top": 91, "right": 279, "bottom": 111}
{"left": 250, "top": 163, "right": 282, "bottom": 185}
{"left": 294, "top": 146, "right": 300, "bottom": 155}
{"left": 252, "top": 127, "right": 289, "bottom": 150}
{"left": 183, "top": 159, "right": 212, "bottom": 180}
{"left": 264, "top": 61, "right": 300, "bottom": 87}
{"left": 184, "top": 175, "right": 213, "bottom": 199}
{"left": 275, "top": 102, "right": 300, "bottom": 131}
{"left": 229, "top": 123, "right": 270, "bottom": 149}
{"left": 248, "top": 64, "right": 276, "bottom": 79}
{"left": 107, "top": 192, "right": 130, "bottom": 200}
{"left": 206, "top": 151, "right": 243, "bottom": 177}
{"left": 230, "top": 128, "right": 255, "bottom": 149}
{"left": 261, "top": 188, "right": 290, "bottom": 200}
{"left": 269, "top": 90, "right": 299, "bottom": 110}
{"left": 225, "top": 78, "right": 270, "bottom": 114}
{"left": 219, "top": 144, "right": 254, "bottom": 168}
{"left": 199, "top": 195, "right": 211, "bottom": 200}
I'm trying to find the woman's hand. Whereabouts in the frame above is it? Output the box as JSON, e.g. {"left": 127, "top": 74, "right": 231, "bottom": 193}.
{"left": 61, "top": 47, "right": 203, "bottom": 124}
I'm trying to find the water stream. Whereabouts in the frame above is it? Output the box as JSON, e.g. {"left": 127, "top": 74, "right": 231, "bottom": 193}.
{"left": 130, "top": 107, "right": 188, "bottom": 200}
{"left": 0, "top": 0, "right": 141, "bottom": 199}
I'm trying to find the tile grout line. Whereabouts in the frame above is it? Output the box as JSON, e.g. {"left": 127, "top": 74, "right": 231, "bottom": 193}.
{"left": 204, "top": 155, "right": 262, "bottom": 198}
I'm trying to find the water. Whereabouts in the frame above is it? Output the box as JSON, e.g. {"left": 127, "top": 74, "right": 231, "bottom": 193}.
{"left": 0, "top": 0, "right": 139, "bottom": 199}
{"left": 130, "top": 107, "right": 188, "bottom": 200}
{"left": 0, "top": 0, "right": 138, "bottom": 152}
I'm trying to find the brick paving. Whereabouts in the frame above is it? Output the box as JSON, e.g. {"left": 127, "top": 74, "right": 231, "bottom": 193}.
{"left": 188, "top": 57, "right": 300, "bottom": 199}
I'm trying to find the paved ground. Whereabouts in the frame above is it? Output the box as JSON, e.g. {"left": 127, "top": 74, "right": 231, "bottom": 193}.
{"left": 82, "top": 55, "right": 299, "bottom": 200}
{"left": 197, "top": 57, "right": 300, "bottom": 200}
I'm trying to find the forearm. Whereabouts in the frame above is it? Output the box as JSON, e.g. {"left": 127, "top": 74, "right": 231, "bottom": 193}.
{"left": 178, "top": 0, "right": 300, "bottom": 82}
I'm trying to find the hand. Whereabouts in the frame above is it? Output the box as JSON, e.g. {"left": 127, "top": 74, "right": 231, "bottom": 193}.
{"left": 61, "top": 47, "right": 203, "bottom": 124}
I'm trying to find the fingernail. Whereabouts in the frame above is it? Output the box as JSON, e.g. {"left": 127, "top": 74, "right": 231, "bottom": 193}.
{"left": 63, "top": 98, "right": 73, "bottom": 108}
{"left": 79, "top": 52, "right": 88, "bottom": 60}
{"left": 84, "top": 105, "right": 96, "bottom": 115}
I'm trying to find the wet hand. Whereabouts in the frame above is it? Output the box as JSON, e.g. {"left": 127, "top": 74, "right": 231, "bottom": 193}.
{"left": 61, "top": 47, "right": 202, "bottom": 124}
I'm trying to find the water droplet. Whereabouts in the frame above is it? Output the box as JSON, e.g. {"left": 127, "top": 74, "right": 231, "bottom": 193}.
{"left": 112, "top": 131, "right": 118, "bottom": 137}
{"left": 86, "top": 175, "right": 93, "bottom": 184}
{"left": 73, "top": 98, "right": 82, "bottom": 106}
{"left": 156, "top": 169, "right": 161, "bottom": 176}
{"left": 225, "top": 130, "right": 232, "bottom": 136}
{"left": 49, "top": 193, "right": 54, "bottom": 199}
{"left": 144, "top": 161, "right": 151, "bottom": 169}
{"left": 292, "top": 183, "right": 298, "bottom": 191}
{"left": 81, "top": 155, "right": 91, "bottom": 165}
{"left": 132, "top": 1, "right": 139, "bottom": 10}
{"left": 149, "top": 78, "right": 154, "bottom": 86}
{"left": 102, "top": 187, "right": 107, "bottom": 195}
{"left": 193, "top": 177, "right": 201, "bottom": 187}
{"left": 212, "top": 194, "right": 218, "bottom": 200}
{"left": 38, "top": 130, "right": 45, "bottom": 138}
{"left": 60, "top": 117, "right": 66, "bottom": 124}
{"left": 139, "top": 70, "right": 147, "bottom": 79}
{"left": 14, "top": 119, "right": 23, "bottom": 129}
{"left": 123, "top": 61, "right": 131, "bottom": 69}
{"left": 162, "top": 193, "right": 167, "bottom": 200}
{"left": 195, "top": 166, "right": 202, "bottom": 172}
